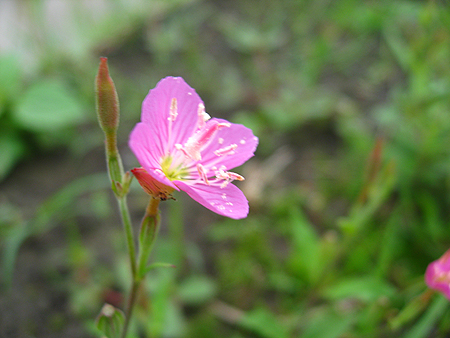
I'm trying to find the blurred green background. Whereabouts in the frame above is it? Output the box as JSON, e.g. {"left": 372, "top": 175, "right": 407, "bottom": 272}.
{"left": 1, "top": 0, "right": 450, "bottom": 337}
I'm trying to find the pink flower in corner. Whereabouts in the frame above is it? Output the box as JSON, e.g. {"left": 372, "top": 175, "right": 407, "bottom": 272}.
{"left": 425, "top": 248, "right": 450, "bottom": 300}
{"left": 129, "top": 77, "right": 258, "bottom": 219}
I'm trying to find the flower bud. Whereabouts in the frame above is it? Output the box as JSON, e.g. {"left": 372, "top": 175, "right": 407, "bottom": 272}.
{"left": 96, "top": 57, "right": 119, "bottom": 135}
{"left": 95, "top": 57, "right": 123, "bottom": 187}
{"left": 425, "top": 248, "right": 450, "bottom": 300}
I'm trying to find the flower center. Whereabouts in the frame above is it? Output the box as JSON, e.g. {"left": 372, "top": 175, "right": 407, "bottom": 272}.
{"left": 161, "top": 155, "right": 189, "bottom": 181}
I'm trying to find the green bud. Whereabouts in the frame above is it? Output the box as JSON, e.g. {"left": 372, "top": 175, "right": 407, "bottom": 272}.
{"left": 137, "top": 199, "right": 161, "bottom": 280}
{"left": 108, "top": 155, "right": 123, "bottom": 188}
{"left": 95, "top": 57, "right": 119, "bottom": 134}
{"left": 95, "top": 303, "right": 125, "bottom": 338}
{"left": 95, "top": 57, "right": 124, "bottom": 192}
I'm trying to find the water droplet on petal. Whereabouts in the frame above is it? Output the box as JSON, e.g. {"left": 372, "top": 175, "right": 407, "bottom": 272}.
{"left": 240, "top": 139, "right": 246, "bottom": 144}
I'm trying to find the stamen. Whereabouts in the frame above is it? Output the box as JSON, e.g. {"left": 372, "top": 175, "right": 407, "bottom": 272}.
{"left": 167, "top": 98, "right": 178, "bottom": 154}
{"left": 169, "top": 98, "right": 178, "bottom": 121}
{"left": 216, "top": 170, "right": 244, "bottom": 181}
{"left": 215, "top": 169, "right": 244, "bottom": 188}
{"left": 196, "top": 163, "right": 210, "bottom": 185}
{"left": 181, "top": 120, "right": 230, "bottom": 161}
{"left": 214, "top": 144, "right": 237, "bottom": 157}
{"left": 196, "top": 103, "right": 210, "bottom": 129}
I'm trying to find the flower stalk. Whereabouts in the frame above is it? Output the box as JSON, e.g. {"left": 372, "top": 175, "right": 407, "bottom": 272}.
{"left": 121, "top": 197, "right": 161, "bottom": 338}
{"left": 137, "top": 198, "right": 161, "bottom": 280}
{"left": 118, "top": 195, "right": 137, "bottom": 279}
{"left": 96, "top": 58, "right": 137, "bottom": 278}
{"left": 96, "top": 57, "right": 163, "bottom": 338}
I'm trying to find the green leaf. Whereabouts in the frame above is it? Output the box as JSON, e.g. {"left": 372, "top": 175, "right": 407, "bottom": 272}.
{"left": 301, "top": 308, "right": 355, "bottom": 338}
{"left": 287, "top": 207, "right": 321, "bottom": 284}
{"left": 143, "top": 262, "right": 176, "bottom": 275}
{"left": 240, "top": 307, "right": 289, "bottom": 338}
{"left": 178, "top": 275, "right": 217, "bottom": 305}
{"left": 145, "top": 268, "right": 176, "bottom": 337}
{"left": 322, "top": 276, "right": 396, "bottom": 303}
{"left": 389, "top": 290, "right": 432, "bottom": 331}
{"left": 161, "top": 300, "right": 186, "bottom": 337}
{"left": 0, "top": 131, "right": 26, "bottom": 181}
{"left": 14, "top": 79, "right": 84, "bottom": 132}
{"left": 405, "top": 294, "right": 449, "bottom": 338}
{"left": 1, "top": 221, "right": 27, "bottom": 288}
{"left": 1, "top": 173, "right": 109, "bottom": 287}
{"left": 95, "top": 303, "right": 125, "bottom": 338}
{"left": 0, "top": 54, "right": 21, "bottom": 112}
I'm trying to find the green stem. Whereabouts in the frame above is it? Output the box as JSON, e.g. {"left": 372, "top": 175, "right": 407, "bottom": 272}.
{"left": 137, "top": 198, "right": 161, "bottom": 280}
{"left": 118, "top": 196, "right": 137, "bottom": 279}
{"left": 121, "top": 280, "right": 140, "bottom": 338}
{"left": 120, "top": 197, "right": 161, "bottom": 338}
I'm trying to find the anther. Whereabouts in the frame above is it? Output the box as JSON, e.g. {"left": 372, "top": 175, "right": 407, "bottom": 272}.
{"left": 197, "top": 103, "right": 210, "bottom": 129}
{"left": 196, "top": 163, "right": 210, "bottom": 185}
{"left": 181, "top": 120, "right": 230, "bottom": 161}
{"left": 215, "top": 169, "right": 244, "bottom": 188}
{"left": 169, "top": 98, "right": 178, "bottom": 121}
{"left": 214, "top": 144, "right": 237, "bottom": 157}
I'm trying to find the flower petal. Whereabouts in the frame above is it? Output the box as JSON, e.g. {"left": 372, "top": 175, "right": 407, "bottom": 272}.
{"left": 199, "top": 118, "right": 258, "bottom": 172}
{"left": 174, "top": 180, "right": 249, "bottom": 219}
{"left": 425, "top": 262, "right": 450, "bottom": 300}
{"left": 131, "top": 167, "right": 175, "bottom": 199}
{"left": 130, "top": 122, "right": 164, "bottom": 163}
{"left": 425, "top": 248, "right": 450, "bottom": 300}
{"left": 141, "top": 77, "right": 202, "bottom": 149}
{"left": 129, "top": 122, "right": 178, "bottom": 190}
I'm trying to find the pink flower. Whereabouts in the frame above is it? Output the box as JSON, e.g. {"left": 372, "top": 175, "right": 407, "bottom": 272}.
{"left": 129, "top": 77, "right": 258, "bottom": 219}
{"left": 425, "top": 248, "right": 450, "bottom": 300}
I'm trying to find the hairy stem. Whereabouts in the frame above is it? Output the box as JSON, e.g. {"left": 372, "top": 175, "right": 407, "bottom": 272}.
{"left": 121, "top": 280, "right": 140, "bottom": 338}
{"left": 118, "top": 196, "right": 137, "bottom": 279}
{"left": 121, "top": 197, "right": 161, "bottom": 338}
{"left": 137, "top": 198, "right": 161, "bottom": 279}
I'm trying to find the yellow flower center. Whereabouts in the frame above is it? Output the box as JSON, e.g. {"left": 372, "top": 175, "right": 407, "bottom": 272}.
{"left": 161, "top": 155, "right": 189, "bottom": 181}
